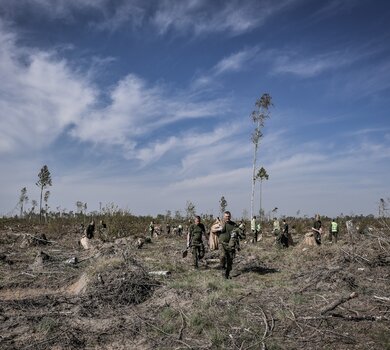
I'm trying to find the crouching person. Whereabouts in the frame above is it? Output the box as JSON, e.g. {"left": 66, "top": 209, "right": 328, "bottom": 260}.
{"left": 187, "top": 216, "right": 206, "bottom": 269}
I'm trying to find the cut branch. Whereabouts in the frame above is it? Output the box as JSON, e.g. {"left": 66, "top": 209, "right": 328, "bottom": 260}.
{"left": 320, "top": 292, "right": 358, "bottom": 315}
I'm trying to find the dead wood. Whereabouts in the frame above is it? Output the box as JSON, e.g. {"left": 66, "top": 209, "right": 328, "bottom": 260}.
{"left": 320, "top": 292, "right": 358, "bottom": 314}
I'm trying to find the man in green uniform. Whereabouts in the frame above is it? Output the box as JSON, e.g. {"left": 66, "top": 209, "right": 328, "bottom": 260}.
{"left": 219, "top": 211, "right": 245, "bottom": 279}
{"left": 329, "top": 218, "right": 339, "bottom": 243}
{"left": 187, "top": 216, "right": 206, "bottom": 269}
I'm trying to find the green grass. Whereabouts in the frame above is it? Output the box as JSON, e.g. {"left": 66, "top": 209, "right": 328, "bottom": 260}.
{"left": 37, "top": 317, "right": 58, "bottom": 334}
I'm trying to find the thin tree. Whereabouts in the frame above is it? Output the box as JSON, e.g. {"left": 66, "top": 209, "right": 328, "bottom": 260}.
{"left": 19, "top": 187, "right": 29, "bottom": 218}
{"left": 255, "top": 167, "right": 269, "bottom": 224}
{"left": 250, "top": 93, "right": 273, "bottom": 219}
{"left": 36, "top": 165, "right": 52, "bottom": 223}
{"left": 219, "top": 196, "right": 228, "bottom": 217}
{"left": 185, "top": 201, "right": 196, "bottom": 219}
{"left": 76, "top": 201, "right": 84, "bottom": 215}
{"left": 30, "top": 199, "right": 37, "bottom": 214}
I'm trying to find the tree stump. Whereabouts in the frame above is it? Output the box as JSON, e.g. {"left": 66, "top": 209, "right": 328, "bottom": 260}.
{"left": 135, "top": 238, "right": 144, "bottom": 249}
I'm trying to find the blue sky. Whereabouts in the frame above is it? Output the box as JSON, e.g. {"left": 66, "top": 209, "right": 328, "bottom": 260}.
{"left": 0, "top": 0, "right": 389, "bottom": 219}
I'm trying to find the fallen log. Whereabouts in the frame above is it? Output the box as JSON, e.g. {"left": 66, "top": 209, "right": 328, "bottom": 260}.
{"left": 148, "top": 270, "right": 171, "bottom": 276}
{"left": 320, "top": 292, "right": 358, "bottom": 315}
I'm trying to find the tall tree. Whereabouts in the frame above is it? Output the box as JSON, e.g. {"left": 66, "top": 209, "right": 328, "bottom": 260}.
{"left": 19, "top": 187, "right": 29, "bottom": 218}
{"left": 36, "top": 165, "right": 52, "bottom": 223}
{"left": 255, "top": 167, "right": 269, "bottom": 224}
{"left": 250, "top": 93, "right": 273, "bottom": 219}
{"left": 219, "top": 196, "right": 227, "bottom": 217}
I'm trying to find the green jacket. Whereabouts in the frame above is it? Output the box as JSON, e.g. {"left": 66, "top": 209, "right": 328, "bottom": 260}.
{"left": 189, "top": 223, "right": 205, "bottom": 245}
{"left": 219, "top": 220, "right": 238, "bottom": 244}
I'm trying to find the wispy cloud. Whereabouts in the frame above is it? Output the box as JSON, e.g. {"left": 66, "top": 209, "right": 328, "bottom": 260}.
{"left": 152, "top": 0, "right": 292, "bottom": 36}
{"left": 310, "top": 0, "right": 361, "bottom": 22}
{"left": 214, "top": 47, "right": 259, "bottom": 75}
{"left": 192, "top": 46, "right": 259, "bottom": 88}
{"left": 0, "top": 0, "right": 298, "bottom": 36}
{"left": 272, "top": 51, "right": 354, "bottom": 77}
{"left": 342, "top": 60, "right": 390, "bottom": 97}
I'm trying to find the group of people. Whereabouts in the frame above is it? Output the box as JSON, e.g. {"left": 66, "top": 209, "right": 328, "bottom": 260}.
{"left": 82, "top": 213, "right": 340, "bottom": 280}
{"left": 312, "top": 215, "right": 339, "bottom": 244}
{"left": 148, "top": 221, "right": 183, "bottom": 239}
{"left": 186, "top": 211, "right": 246, "bottom": 279}
{"left": 80, "top": 220, "right": 107, "bottom": 240}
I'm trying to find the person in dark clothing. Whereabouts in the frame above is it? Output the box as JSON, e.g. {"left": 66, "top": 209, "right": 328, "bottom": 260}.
{"left": 187, "top": 216, "right": 206, "bottom": 269}
{"left": 312, "top": 214, "right": 322, "bottom": 244}
{"left": 86, "top": 220, "right": 95, "bottom": 239}
{"left": 166, "top": 222, "right": 171, "bottom": 235}
{"left": 280, "top": 219, "right": 289, "bottom": 248}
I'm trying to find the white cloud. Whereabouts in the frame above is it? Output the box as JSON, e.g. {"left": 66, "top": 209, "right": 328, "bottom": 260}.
{"left": 0, "top": 23, "right": 226, "bottom": 159}
{"left": 70, "top": 73, "right": 226, "bottom": 156}
{"left": 152, "top": 0, "right": 297, "bottom": 36}
{"left": 134, "top": 122, "right": 244, "bottom": 167}
{"left": 0, "top": 24, "right": 96, "bottom": 154}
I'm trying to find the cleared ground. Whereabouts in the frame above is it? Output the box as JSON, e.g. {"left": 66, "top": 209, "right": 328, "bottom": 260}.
{"left": 0, "top": 219, "right": 389, "bottom": 349}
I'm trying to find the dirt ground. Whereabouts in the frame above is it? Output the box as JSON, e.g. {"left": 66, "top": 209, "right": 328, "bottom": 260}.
{"left": 0, "top": 219, "right": 389, "bottom": 349}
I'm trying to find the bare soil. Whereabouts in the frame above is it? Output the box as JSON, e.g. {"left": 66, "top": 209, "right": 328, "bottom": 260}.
{"left": 0, "top": 220, "right": 389, "bottom": 349}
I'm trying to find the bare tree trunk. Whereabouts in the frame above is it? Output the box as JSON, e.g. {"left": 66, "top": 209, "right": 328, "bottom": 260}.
{"left": 250, "top": 142, "right": 258, "bottom": 219}
{"left": 39, "top": 188, "right": 43, "bottom": 224}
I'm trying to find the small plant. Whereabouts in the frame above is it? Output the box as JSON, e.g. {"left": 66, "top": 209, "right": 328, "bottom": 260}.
{"left": 37, "top": 317, "right": 58, "bottom": 334}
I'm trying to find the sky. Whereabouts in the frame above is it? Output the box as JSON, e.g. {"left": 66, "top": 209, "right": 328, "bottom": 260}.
{"left": 0, "top": 0, "right": 389, "bottom": 219}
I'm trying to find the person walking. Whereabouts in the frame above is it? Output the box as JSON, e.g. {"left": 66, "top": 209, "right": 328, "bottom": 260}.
{"left": 218, "top": 211, "right": 245, "bottom": 279}
{"left": 187, "top": 216, "right": 206, "bottom": 269}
